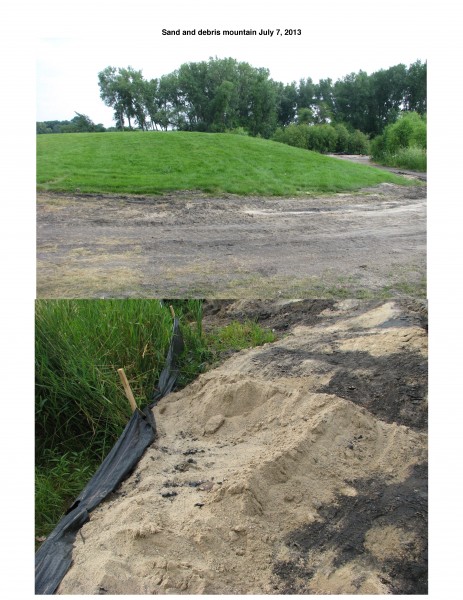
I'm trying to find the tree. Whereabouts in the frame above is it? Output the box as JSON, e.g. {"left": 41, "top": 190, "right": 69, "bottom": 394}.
{"left": 98, "top": 66, "right": 147, "bottom": 130}
{"left": 332, "top": 71, "right": 371, "bottom": 131}
{"left": 297, "top": 107, "right": 314, "bottom": 125}
{"left": 275, "top": 82, "right": 298, "bottom": 126}
{"left": 367, "top": 64, "right": 407, "bottom": 134}
{"left": 71, "top": 112, "right": 95, "bottom": 132}
{"left": 36, "top": 115, "right": 105, "bottom": 134}
{"left": 404, "top": 60, "right": 427, "bottom": 114}
{"left": 296, "top": 77, "right": 315, "bottom": 111}
{"left": 95, "top": 59, "right": 426, "bottom": 138}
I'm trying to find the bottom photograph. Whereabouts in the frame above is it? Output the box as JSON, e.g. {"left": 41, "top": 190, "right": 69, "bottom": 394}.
{"left": 35, "top": 298, "right": 428, "bottom": 595}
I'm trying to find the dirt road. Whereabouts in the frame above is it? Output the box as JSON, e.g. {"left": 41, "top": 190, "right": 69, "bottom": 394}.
{"left": 37, "top": 181, "right": 426, "bottom": 298}
{"left": 57, "top": 299, "right": 427, "bottom": 594}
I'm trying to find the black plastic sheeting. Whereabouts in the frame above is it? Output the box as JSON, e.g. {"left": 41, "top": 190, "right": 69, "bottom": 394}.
{"left": 35, "top": 318, "right": 184, "bottom": 595}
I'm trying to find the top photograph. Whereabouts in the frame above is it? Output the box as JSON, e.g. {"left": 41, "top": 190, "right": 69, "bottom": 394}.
{"left": 36, "top": 34, "right": 426, "bottom": 299}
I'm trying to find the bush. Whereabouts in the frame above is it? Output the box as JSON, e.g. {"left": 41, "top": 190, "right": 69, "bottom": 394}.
{"left": 306, "top": 124, "right": 338, "bottom": 153}
{"left": 370, "top": 111, "right": 426, "bottom": 170}
{"left": 347, "top": 129, "right": 369, "bottom": 154}
{"left": 333, "top": 123, "right": 350, "bottom": 153}
{"left": 273, "top": 122, "right": 369, "bottom": 155}
{"left": 370, "top": 133, "right": 387, "bottom": 159}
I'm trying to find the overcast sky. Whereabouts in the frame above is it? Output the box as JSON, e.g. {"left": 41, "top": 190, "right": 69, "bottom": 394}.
{"left": 36, "top": 1, "right": 430, "bottom": 127}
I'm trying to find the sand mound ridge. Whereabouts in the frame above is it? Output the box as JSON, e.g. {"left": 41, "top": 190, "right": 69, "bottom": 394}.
{"left": 57, "top": 300, "right": 427, "bottom": 594}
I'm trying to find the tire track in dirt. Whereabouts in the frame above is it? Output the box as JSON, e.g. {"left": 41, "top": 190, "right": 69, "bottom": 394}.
{"left": 37, "top": 183, "right": 426, "bottom": 298}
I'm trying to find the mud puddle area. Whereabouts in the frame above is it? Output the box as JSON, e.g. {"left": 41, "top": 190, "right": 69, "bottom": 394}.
{"left": 57, "top": 299, "right": 427, "bottom": 595}
{"left": 37, "top": 182, "right": 426, "bottom": 298}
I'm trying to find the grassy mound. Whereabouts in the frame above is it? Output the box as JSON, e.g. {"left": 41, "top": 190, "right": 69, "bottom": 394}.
{"left": 37, "top": 131, "right": 412, "bottom": 196}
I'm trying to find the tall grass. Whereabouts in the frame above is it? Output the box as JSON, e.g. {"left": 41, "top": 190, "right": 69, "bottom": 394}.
{"left": 35, "top": 300, "right": 275, "bottom": 540}
{"left": 381, "top": 146, "right": 427, "bottom": 171}
{"left": 35, "top": 300, "right": 204, "bottom": 459}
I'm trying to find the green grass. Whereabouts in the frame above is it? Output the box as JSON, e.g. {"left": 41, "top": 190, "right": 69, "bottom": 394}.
{"left": 35, "top": 299, "right": 275, "bottom": 541}
{"left": 207, "top": 320, "right": 276, "bottom": 356}
{"left": 37, "top": 131, "right": 414, "bottom": 196}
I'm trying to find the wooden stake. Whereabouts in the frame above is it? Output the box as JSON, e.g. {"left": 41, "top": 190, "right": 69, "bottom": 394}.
{"left": 169, "top": 305, "right": 175, "bottom": 319}
{"left": 117, "top": 368, "right": 137, "bottom": 413}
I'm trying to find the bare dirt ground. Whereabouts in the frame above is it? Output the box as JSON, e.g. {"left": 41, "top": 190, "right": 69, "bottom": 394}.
{"left": 37, "top": 173, "right": 426, "bottom": 299}
{"left": 57, "top": 299, "right": 427, "bottom": 595}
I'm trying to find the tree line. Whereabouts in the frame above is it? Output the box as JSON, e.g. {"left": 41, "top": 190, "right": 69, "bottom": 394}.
{"left": 36, "top": 112, "right": 107, "bottom": 134}
{"left": 36, "top": 57, "right": 426, "bottom": 142}
{"left": 96, "top": 57, "right": 425, "bottom": 137}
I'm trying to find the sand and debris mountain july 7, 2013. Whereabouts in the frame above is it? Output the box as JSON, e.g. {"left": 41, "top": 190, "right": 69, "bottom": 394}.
{"left": 56, "top": 299, "right": 427, "bottom": 595}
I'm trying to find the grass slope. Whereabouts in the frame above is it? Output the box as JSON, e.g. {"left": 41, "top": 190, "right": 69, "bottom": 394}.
{"left": 37, "top": 131, "right": 412, "bottom": 196}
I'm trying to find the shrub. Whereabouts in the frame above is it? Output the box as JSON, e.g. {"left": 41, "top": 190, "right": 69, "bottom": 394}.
{"left": 333, "top": 123, "right": 350, "bottom": 153}
{"left": 370, "top": 111, "right": 426, "bottom": 170}
{"left": 273, "top": 122, "right": 368, "bottom": 155}
{"left": 272, "top": 123, "right": 309, "bottom": 149}
{"left": 313, "top": 124, "right": 338, "bottom": 153}
{"left": 370, "top": 133, "right": 387, "bottom": 160}
{"left": 347, "top": 129, "right": 369, "bottom": 154}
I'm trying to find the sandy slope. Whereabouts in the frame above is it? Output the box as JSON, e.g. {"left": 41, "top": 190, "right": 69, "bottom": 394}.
{"left": 57, "top": 300, "right": 427, "bottom": 594}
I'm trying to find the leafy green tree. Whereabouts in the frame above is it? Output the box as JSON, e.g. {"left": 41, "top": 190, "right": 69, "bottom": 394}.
{"left": 98, "top": 66, "right": 147, "bottom": 130}
{"left": 297, "top": 107, "right": 314, "bottom": 125}
{"left": 296, "top": 77, "right": 316, "bottom": 111}
{"left": 36, "top": 122, "right": 53, "bottom": 134}
{"left": 98, "top": 66, "right": 126, "bottom": 129}
{"left": 36, "top": 115, "right": 105, "bottom": 134}
{"left": 367, "top": 65, "right": 406, "bottom": 134}
{"left": 246, "top": 67, "right": 277, "bottom": 137}
{"left": 275, "top": 82, "right": 298, "bottom": 126}
{"left": 404, "top": 60, "right": 427, "bottom": 114}
{"left": 333, "top": 71, "right": 372, "bottom": 131}
{"left": 71, "top": 112, "right": 95, "bottom": 132}
{"left": 314, "top": 78, "right": 335, "bottom": 121}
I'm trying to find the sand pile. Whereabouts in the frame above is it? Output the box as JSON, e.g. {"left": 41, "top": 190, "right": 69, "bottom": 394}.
{"left": 57, "top": 300, "right": 427, "bottom": 594}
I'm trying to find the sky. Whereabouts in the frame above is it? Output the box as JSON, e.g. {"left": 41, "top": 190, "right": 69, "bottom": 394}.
{"left": 36, "top": 2, "right": 431, "bottom": 128}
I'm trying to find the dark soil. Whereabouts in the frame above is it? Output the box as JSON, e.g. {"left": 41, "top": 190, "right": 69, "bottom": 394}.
{"left": 273, "top": 463, "right": 428, "bottom": 594}
{"left": 320, "top": 350, "right": 427, "bottom": 430}
{"left": 202, "top": 299, "right": 335, "bottom": 332}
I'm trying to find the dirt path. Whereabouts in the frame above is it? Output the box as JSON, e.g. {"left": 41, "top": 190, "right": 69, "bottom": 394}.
{"left": 37, "top": 181, "right": 426, "bottom": 299}
{"left": 57, "top": 300, "right": 427, "bottom": 595}
{"left": 327, "top": 154, "right": 427, "bottom": 182}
